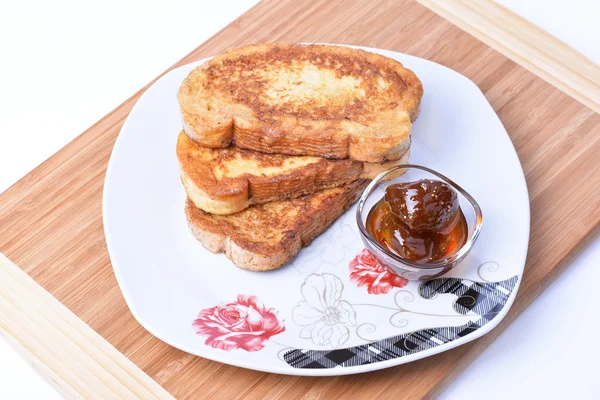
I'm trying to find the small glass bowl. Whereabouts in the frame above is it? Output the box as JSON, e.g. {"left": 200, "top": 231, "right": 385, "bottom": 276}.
{"left": 356, "top": 164, "right": 483, "bottom": 281}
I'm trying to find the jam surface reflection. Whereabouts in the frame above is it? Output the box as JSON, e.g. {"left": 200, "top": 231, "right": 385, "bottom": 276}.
{"left": 366, "top": 179, "right": 468, "bottom": 263}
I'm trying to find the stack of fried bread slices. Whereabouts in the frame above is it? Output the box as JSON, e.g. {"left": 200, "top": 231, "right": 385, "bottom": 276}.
{"left": 177, "top": 43, "right": 423, "bottom": 271}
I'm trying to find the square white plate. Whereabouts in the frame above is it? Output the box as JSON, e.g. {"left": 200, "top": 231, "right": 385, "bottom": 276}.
{"left": 103, "top": 45, "right": 529, "bottom": 376}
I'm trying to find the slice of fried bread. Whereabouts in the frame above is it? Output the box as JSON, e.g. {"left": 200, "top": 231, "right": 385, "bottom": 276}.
{"left": 177, "top": 132, "right": 408, "bottom": 214}
{"left": 185, "top": 180, "right": 368, "bottom": 271}
{"left": 178, "top": 44, "right": 422, "bottom": 163}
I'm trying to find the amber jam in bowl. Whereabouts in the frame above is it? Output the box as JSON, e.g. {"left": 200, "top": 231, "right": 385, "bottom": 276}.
{"left": 356, "top": 164, "right": 483, "bottom": 281}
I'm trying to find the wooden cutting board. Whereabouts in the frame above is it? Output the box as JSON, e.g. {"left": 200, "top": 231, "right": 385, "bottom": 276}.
{"left": 1, "top": 0, "right": 599, "bottom": 398}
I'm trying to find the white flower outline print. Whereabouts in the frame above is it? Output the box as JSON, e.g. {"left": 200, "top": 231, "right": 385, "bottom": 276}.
{"left": 292, "top": 273, "right": 357, "bottom": 348}
{"left": 290, "top": 212, "right": 357, "bottom": 275}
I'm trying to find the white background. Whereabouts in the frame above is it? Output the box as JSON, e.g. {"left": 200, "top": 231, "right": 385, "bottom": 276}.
{"left": 0, "top": 0, "right": 598, "bottom": 398}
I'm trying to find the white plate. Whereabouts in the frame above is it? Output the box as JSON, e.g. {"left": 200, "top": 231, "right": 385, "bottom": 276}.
{"left": 103, "top": 45, "right": 529, "bottom": 376}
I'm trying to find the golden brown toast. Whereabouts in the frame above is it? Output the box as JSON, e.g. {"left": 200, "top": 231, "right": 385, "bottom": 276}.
{"left": 178, "top": 44, "right": 422, "bottom": 163}
{"left": 177, "top": 131, "right": 409, "bottom": 214}
{"left": 185, "top": 180, "right": 368, "bottom": 271}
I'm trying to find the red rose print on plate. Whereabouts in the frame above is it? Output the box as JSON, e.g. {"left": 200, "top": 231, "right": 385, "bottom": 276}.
{"left": 192, "top": 295, "right": 285, "bottom": 351}
{"left": 349, "top": 249, "right": 408, "bottom": 294}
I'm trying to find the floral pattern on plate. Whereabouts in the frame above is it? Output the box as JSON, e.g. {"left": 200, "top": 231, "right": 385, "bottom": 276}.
{"left": 292, "top": 274, "right": 357, "bottom": 348}
{"left": 349, "top": 249, "right": 408, "bottom": 294}
{"left": 284, "top": 274, "right": 519, "bottom": 368}
{"left": 192, "top": 295, "right": 285, "bottom": 352}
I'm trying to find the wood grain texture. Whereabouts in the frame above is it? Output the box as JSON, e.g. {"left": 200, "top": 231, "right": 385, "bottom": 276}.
{"left": 0, "top": 254, "right": 174, "bottom": 399}
{"left": 0, "top": 0, "right": 599, "bottom": 398}
{"left": 417, "top": 0, "right": 600, "bottom": 114}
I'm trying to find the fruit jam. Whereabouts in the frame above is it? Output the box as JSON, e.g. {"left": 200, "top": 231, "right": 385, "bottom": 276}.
{"left": 366, "top": 179, "right": 468, "bottom": 263}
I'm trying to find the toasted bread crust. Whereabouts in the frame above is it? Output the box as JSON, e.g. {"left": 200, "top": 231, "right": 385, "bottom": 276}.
{"left": 177, "top": 132, "right": 409, "bottom": 214}
{"left": 185, "top": 180, "right": 368, "bottom": 271}
{"left": 178, "top": 44, "right": 422, "bottom": 162}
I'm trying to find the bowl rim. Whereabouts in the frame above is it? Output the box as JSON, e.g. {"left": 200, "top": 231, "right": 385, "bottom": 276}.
{"left": 356, "top": 164, "right": 484, "bottom": 270}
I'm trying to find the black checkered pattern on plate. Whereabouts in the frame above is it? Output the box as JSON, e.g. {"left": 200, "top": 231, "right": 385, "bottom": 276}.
{"left": 283, "top": 275, "right": 518, "bottom": 369}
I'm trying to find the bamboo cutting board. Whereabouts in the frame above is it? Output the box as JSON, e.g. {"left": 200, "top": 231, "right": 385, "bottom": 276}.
{"left": 1, "top": 0, "right": 600, "bottom": 398}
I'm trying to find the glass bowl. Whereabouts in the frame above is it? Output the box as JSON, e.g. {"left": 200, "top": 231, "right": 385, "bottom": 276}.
{"left": 356, "top": 164, "right": 483, "bottom": 281}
